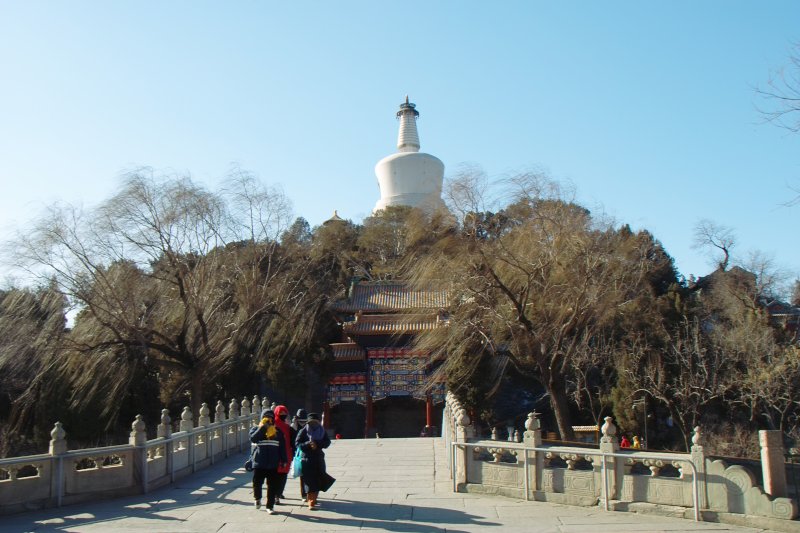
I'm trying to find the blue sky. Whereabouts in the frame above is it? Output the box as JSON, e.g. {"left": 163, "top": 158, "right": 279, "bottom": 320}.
{"left": 1, "top": 1, "right": 798, "bottom": 287}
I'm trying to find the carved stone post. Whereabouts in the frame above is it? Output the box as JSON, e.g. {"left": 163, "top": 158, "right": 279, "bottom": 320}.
{"left": 130, "top": 414, "right": 147, "bottom": 446}
{"left": 49, "top": 422, "right": 67, "bottom": 455}
{"left": 252, "top": 395, "right": 262, "bottom": 416}
{"left": 598, "top": 416, "right": 622, "bottom": 500}
{"left": 49, "top": 422, "right": 67, "bottom": 507}
{"left": 454, "top": 408, "right": 474, "bottom": 491}
{"left": 179, "top": 407, "right": 194, "bottom": 432}
{"left": 760, "top": 429, "right": 788, "bottom": 497}
{"left": 241, "top": 397, "right": 251, "bottom": 417}
{"left": 229, "top": 398, "right": 241, "bottom": 451}
{"left": 229, "top": 398, "right": 240, "bottom": 419}
{"left": 157, "top": 409, "right": 173, "bottom": 481}
{"left": 690, "top": 426, "right": 708, "bottom": 508}
{"left": 214, "top": 401, "right": 226, "bottom": 423}
{"left": 157, "top": 409, "right": 172, "bottom": 438}
{"left": 523, "top": 412, "right": 543, "bottom": 494}
{"left": 129, "top": 415, "right": 148, "bottom": 493}
{"left": 198, "top": 403, "right": 211, "bottom": 427}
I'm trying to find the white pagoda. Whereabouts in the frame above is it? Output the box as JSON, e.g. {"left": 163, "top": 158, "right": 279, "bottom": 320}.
{"left": 373, "top": 97, "right": 445, "bottom": 213}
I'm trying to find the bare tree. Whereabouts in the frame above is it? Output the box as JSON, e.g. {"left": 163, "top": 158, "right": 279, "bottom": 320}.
{"left": 757, "top": 43, "right": 800, "bottom": 133}
{"left": 756, "top": 44, "right": 800, "bottom": 206}
{"left": 410, "top": 172, "right": 670, "bottom": 440}
{"left": 627, "top": 317, "right": 737, "bottom": 451}
{"left": 692, "top": 219, "right": 735, "bottom": 272}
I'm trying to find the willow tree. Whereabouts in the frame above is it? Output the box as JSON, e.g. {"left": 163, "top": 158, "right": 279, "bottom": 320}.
{"left": 409, "top": 173, "right": 672, "bottom": 440}
{"left": 9, "top": 169, "right": 297, "bottom": 420}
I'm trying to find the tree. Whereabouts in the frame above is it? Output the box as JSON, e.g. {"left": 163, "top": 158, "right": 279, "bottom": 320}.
{"left": 692, "top": 219, "right": 735, "bottom": 272}
{"left": 757, "top": 43, "right": 800, "bottom": 206}
{"left": 409, "top": 173, "right": 673, "bottom": 440}
{"left": 7, "top": 169, "right": 297, "bottom": 420}
{"left": 757, "top": 43, "right": 800, "bottom": 134}
{"left": 0, "top": 285, "right": 67, "bottom": 454}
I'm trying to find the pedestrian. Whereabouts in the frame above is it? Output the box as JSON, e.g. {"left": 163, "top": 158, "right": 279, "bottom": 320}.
{"left": 290, "top": 408, "right": 308, "bottom": 501}
{"left": 248, "top": 409, "right": 288, "bottom": 514}
{"left": 295, "top": 412, "right": 335, "bottom": 510}
{"left": 272, "top": 405, "right": 294, "bottom": 504}
{"left": 632, "top": 435, "right": 641, "bottom": 449}
{"left": 620, "top": 434, "right": 631, "bottom": 448}
{"left": 291, "top": 408, "right": 307, "bottom": 432}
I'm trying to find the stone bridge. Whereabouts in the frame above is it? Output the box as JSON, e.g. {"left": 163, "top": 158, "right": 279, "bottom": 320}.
{"left": 2, "top": 437, "right": 778, "bottom": 533}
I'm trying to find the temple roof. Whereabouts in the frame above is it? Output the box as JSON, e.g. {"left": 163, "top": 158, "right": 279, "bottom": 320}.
{"left": 330, "top": 342, "right": 366, "bottom": 361}
{"left": 331, "top": 281, "right": 448, "bottom": 313}
{"left": 342, "top": 313, "right": 442, "bottom": 335}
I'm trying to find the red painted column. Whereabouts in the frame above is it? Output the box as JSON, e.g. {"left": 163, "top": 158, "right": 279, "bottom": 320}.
{"left": 365, "top": 395, "right": 374, "bottom": 438}
{"left": 322, "top": 401, "right": 331, "bottom": 428}
{"left": 425, "top": 395, "right": 433, "bottom": 434}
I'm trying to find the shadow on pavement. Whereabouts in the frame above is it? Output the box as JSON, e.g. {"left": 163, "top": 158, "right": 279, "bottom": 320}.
{"left": 285, "top": 498, "right": 502, "bottom": 532}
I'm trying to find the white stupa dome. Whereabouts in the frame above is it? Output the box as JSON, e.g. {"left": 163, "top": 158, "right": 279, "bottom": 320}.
{"left": 373, "top": 98, "right": 445, "bottom": 213}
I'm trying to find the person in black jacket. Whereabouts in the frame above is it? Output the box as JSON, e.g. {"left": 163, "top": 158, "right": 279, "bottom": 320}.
{"left": 290, "top": 408, "right": 308, "bottom": 501}
{"left": 249, "top": 409, "right": 287, "bottom": 514}
{"left": 295, "top": 412, "right": 334, "bottom": 510}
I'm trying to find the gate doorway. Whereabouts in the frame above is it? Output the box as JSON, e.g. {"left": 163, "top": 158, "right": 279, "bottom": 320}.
{"left": 329, "top": 402, "right": 366, "bottom": 439}
{"left": 373, "top": 396, "right": 442, "bottom": 438}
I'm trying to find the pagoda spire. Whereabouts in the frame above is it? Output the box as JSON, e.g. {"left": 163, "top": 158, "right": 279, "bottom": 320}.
{"left": 396, "top": 95, "right": 420, "bottom": 153}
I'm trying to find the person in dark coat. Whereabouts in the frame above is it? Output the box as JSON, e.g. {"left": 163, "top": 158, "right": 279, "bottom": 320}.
{"left": 249, "top": 409, "right": 287, "bottom": 514}
{"left": 290, "top": 408, "right": 307, "bottom": 500}
{"left": 295, "top": 412, "right": 334, "bottom": 509}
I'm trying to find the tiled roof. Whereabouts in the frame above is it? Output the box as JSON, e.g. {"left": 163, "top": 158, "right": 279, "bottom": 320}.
{"left": 342, "top": 313, "right": 441, "bottom": 335}
{"left": 331, "top": 281, "right": 449, "bottom": 313}
{"left": 367, "top": 347, "right": 430, "bottom": 358}
{"left": 330, "top": 343, "right": 366, "bottom": 361}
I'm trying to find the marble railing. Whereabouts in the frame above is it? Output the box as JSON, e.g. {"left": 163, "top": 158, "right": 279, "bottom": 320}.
{"left": 442, "top": 392, "right": 798, "bottom": 523}
{"left": 0, "top": 396, "right": 266, "bottom": 515}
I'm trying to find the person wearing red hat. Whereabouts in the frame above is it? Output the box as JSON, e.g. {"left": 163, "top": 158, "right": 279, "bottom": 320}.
{"left": 272, "top": 405, "right": 294, "bottom": 504}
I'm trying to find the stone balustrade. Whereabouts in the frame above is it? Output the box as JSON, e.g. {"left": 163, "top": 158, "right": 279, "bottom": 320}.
{"left": 0, "top": 395, "right": 267, "bottom": 515}
{"left": 442, "top": 392, "right": 799, "bottom": 524}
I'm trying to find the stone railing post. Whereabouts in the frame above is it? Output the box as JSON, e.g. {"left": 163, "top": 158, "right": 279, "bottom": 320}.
{"left": 229, "top": 398, "right": 241, "bottom": 451}
{"left": 157, "top": 409, "right": 173, "bottom": 481}
{"left": 598, "top": 416, "right": 622, "bottom": 500}
{"left": 214, "top": 400, "right": 226, "bottom": 423}
{"left": 454, "top": 407, "right": 474, "bottom": 491}
{"left": 229, "top": 398, "right": 240, "bottom": 419}
{"left": 690, "top": 426, "right": 708, "bottom": 508}
{"left": 179, "top": 407, "right": 195, "bottom": 471}
{"left": 523, "top": 412, "right": 543, "bottom": 494}
{"left": 49, "top": 421, "right": 67, "bottom": 455}
{"left": 157, "top": 409, "right": 172, "bottom": 438}
{"left": 198, "top": 403, "right": 211, "bottom": 427}
{"left": 760, "top": 429, "right": 788, "bottom": 497}
{"left": 179, "top": 407, "right": 194, "bottom": 432}
{"left": 129, "top": 415, "right": 148, "bottom": 493}
{"left": 49, "top": 422, "right": 67, "bottom": 507}
{"left": 252, "top": 395, "right": 262, "bottom": 416}
{"left": 241, "top": 397, "right": 251, "bottom": 417}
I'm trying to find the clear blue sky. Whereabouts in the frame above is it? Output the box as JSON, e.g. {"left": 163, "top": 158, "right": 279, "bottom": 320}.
{"left": 1, "top": 1, "right": 798, "bottom": 288}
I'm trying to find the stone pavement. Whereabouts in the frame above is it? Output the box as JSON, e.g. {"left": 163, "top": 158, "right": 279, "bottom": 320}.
{"left": 1, "top": 437, "right": 781, "bottom": 532}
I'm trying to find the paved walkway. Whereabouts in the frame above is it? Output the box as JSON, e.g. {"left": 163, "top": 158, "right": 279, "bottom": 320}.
{"left": 2, "top": 438, "right": 780, "bottom": 532}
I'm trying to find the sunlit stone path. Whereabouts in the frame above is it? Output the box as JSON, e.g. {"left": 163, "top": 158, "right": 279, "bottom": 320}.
{"left": 3, "top": 438, "right": 778, "bottom": 532}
